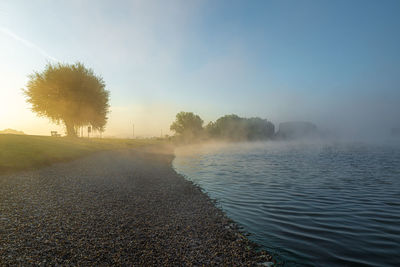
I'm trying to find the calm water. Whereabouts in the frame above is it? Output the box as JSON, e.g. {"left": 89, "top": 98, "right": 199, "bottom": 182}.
{"left": 173, "top": 141, "right": 400, "bottom": 266}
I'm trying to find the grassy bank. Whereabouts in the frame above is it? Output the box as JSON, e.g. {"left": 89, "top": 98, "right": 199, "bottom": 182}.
{"left": 0, "top": 134, "right": 163, "bottom": 174}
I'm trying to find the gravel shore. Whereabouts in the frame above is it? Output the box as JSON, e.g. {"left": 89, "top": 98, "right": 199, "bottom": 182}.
{"left": 0, "top": 146, "right": 273, "bottom": 266}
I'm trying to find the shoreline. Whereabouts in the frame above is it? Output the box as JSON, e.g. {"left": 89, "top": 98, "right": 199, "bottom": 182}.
{"left": 0, "top": 145, "right": 274, "bottom": 265}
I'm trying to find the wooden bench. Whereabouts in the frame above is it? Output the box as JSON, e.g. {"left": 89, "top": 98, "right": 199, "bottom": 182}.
{"left": 51, "top": 131, "right": 61, "bottom": 137}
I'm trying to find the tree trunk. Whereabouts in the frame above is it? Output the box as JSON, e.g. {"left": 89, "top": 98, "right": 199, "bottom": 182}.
{"left": 64, "top": 120, "right": 77, "bottom": 137}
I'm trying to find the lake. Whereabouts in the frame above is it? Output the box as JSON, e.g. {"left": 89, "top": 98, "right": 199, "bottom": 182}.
{"left": 173, "top": 141, "right": 400, "bottom": 266}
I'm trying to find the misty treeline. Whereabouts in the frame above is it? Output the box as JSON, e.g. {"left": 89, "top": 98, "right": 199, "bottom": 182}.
{"left": 170, "top": 112, "right": 275, "bottom": 143}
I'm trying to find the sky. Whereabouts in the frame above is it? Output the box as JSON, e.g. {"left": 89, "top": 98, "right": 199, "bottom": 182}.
{"left": 0, "top": 0, "right": 399, "bottom": 138}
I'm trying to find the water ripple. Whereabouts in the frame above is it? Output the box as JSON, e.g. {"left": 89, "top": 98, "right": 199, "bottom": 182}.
{"left": 173, "top": 142, "right": 400, "bottom": 266}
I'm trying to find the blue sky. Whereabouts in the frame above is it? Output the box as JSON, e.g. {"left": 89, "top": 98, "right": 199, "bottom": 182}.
{"left": 0, "top": 0, "right": 399, "bottom": 137}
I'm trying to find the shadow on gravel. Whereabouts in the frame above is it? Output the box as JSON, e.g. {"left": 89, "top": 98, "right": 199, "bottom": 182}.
{"left": 0, "top": 146, "right": 274, "bottom": 266}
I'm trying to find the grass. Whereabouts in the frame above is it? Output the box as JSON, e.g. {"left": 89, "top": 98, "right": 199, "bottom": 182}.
{"left": 0, "top": 134, "right": 164, "bottom": 174}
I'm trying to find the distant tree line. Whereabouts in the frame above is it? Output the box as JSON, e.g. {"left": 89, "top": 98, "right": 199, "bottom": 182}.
{"left": 170, "top": 112, "right": 275, "bottom": 143}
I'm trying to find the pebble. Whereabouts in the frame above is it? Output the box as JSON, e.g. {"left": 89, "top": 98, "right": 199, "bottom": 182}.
{"left": 0, "top": 147, "right": 275, "bottom": 266}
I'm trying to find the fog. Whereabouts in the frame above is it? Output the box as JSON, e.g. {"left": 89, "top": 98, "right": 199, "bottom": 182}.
{"left": 258, "top": 87, "right": 400, "bottom": 143}
{"left": 1, "top": 1, "right": 399, "bottom": 141}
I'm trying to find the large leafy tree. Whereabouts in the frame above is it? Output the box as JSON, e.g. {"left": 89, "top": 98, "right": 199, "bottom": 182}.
{"left": 24, "top": 62, "right": 110, "bottom": 137}
{"left": 170, "top": 111, "right": 204, "bottom": 140}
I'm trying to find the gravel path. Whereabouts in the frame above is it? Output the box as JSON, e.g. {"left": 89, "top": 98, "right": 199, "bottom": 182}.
{"left": 0, "top": 147, "right": 273, "bottom": 266}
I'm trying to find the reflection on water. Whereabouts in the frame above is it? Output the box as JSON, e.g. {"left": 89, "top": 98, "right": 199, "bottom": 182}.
{"left": 173, "top": 141, "right": 400, "bottom": 266}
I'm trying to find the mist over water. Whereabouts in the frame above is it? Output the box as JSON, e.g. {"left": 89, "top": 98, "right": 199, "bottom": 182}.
{"left": 173, "top": 140, "right": 400, "bottom": 266}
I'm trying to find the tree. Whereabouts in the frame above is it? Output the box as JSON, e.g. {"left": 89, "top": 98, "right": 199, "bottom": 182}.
{"left": 206, "top": 114, "right": 275, "bottom": 141}
{"left": 24, "top": 62, "right": 110, "bottom": 137}
{"left": 245, "top": 117, "right": 275, "bottom": 140}
{"left": 170, "top": 112, "right": 203, "bottom": 141}
{"left": 207, "top": 114, "right": 246, "bottom": 140}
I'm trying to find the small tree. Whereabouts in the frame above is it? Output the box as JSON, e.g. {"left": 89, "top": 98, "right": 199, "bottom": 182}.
{"left": 170, "top": 112, "right": 203, "bottom": 141}
{"left": 24, "top": 62, "right": 110, "bottom": 137}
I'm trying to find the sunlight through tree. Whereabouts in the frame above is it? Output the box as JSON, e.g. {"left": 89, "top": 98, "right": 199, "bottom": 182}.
{"left": 24, "top": 62, "right": 110, "bottom": 137}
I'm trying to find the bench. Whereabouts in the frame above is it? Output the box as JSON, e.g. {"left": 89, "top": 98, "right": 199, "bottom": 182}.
{"left": 51, "top": 131, "right": 61, "bottom": 137}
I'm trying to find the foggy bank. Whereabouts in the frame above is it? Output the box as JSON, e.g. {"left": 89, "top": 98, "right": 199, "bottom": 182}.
{"left": 0, "top": 147, "right": 273, "bottom": 266}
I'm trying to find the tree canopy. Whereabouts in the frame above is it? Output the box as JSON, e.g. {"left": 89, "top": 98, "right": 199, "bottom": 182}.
{"left": 24, "top": 62, "right": 110, "bottom": 137}
{"left": 170, "top": 112, "right": 204, "bottom": 141}
{"left": 206, "top": 114, "right": 275, "bottom": 141}
{"left": 170, "top": 112, "right": 275, "bottom": 142}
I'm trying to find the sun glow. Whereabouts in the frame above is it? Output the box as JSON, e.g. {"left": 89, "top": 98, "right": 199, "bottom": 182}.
{"left": 0, "top": 86, "right": 62, "bottom": 136}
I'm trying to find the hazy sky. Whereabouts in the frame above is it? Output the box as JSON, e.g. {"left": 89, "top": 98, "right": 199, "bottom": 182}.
{"left": 0, "top": 0, "right": 399, "bottom": 138}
